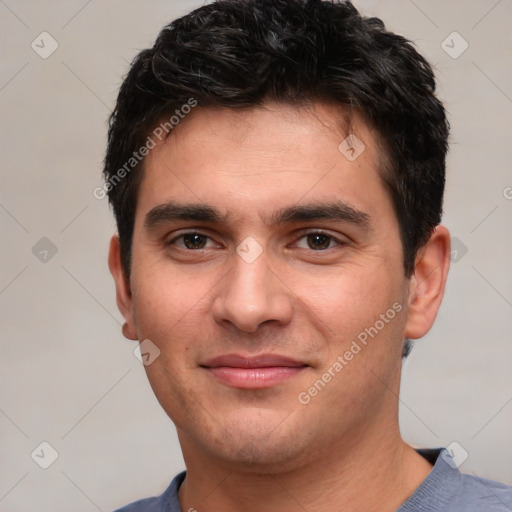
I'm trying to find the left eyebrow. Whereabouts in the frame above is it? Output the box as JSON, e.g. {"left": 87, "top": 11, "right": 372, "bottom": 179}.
{"left": 268, "top": 201, "right": 371, "bottom": 229}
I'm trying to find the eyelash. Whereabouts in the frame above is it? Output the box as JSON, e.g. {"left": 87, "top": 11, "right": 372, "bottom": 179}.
{"left": 167, "top": 230, "right": 345, "bottom": 251}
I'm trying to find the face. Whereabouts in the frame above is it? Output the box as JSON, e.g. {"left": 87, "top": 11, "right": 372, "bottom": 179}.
{"left": 115, "top": 102, "right": 416, "bottom": 471}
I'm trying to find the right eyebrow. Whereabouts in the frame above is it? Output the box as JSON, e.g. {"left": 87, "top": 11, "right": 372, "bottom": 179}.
{"left": 144, "top": 201, "right": 228, "bottom": 229}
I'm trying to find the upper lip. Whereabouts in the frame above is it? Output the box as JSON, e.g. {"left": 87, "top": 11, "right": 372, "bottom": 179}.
{"left": 201, "top": 353, "right": 308, "bottom": 369}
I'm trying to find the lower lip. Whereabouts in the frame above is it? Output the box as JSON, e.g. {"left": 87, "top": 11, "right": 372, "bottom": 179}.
{"left": 205, "top": 366, "right": 306, "bottom": 389}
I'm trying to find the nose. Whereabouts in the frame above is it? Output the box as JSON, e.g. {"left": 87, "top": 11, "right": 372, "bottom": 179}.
{"left": 211, "top": 249, "right": 293, "bottom": 334}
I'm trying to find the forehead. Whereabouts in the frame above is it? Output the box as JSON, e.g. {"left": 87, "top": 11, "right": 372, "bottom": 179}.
{"left": 136, "top": 102, "right": 393, "bottom": 227}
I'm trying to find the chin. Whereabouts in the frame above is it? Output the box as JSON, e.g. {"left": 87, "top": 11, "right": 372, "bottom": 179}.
{"left": 218, "top": 439, "right": 310, "bottom": 474}
{"left": 195, "top": 413, "right": 317, "bottom": 473}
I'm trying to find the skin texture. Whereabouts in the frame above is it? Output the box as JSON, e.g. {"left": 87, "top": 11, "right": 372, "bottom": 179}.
{"left": 109, "top": 102, "right": 451, "bottom": 511}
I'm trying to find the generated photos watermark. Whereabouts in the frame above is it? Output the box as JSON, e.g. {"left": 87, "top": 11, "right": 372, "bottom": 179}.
{"left": 298, "top": 301, "right": 403, "bottom": 405}
{"left": 93, "top": 97, "right": 198, "bottom": 200}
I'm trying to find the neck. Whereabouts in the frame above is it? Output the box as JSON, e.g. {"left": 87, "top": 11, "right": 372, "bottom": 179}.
{"left": 177, "top": 417, "right": 432, "bottom": 512}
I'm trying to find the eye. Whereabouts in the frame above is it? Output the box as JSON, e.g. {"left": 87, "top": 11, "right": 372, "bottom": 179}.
{"left": 169, "top": 232, "right": 217, "bottom": 250}
{"left": 295, "top": 232, "right": 342, "bottom": 251}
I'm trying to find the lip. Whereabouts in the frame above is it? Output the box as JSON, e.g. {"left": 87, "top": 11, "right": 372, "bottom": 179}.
{"left": 200, "top": 353, "right": 308, "bottom": 389}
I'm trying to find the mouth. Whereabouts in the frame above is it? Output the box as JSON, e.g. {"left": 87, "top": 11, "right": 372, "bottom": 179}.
{"left": 200, "top": 353, "right": 309, "bottom": 389}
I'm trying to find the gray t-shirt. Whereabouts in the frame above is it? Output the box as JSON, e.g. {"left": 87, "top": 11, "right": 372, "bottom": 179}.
{"left": 114, "top": 448, "right": 512, "bottom": 511}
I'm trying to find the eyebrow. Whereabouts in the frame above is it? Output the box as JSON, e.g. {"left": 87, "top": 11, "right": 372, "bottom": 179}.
{"left": 144, "top": 200, "right": 371, "bottom": 230}
{"left": 145, "top": 202, "right": 228, "bottom": 228}
{"left": 269, "top": 201, "right": 370, "bottom": 228}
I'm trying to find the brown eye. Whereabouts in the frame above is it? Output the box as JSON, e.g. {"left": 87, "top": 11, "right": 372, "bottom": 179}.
{"left": 167, "top": 231, "right": 220, "bottom": 252}
{"left": 182, "top": 233, "right": 208, "bottom": 249}
{"left": 306, "top": 233, "right": 332, "bottom": 250}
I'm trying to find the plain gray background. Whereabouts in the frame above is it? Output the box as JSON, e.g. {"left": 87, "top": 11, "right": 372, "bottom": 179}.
{"left": 1, "top": 0, "right": 511, "bottom": 510}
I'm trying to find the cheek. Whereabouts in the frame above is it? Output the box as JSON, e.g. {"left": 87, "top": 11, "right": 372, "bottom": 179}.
{"left": 130, "top": 262, "right": 205, "bottom": 346}
{"left": 301, "top": 261, "right": 405, "bottom": 341}
{"left": 306, "top": 282, "right": 406, "bottom": 422}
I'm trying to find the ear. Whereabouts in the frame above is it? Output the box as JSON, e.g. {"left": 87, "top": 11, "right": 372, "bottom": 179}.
{"left": 108, "top": 235, "right": 138, "bottom": 340}
{"left": 404, "top": 225, "right": 451, "bottom": 340}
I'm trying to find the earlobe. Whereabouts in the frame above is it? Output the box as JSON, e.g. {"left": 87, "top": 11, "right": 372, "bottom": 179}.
{"left": 404, "top": 225, "right": 451, "bottom": 340}
{"left": 108, "top": 235, "right": 138, "bottom": 340}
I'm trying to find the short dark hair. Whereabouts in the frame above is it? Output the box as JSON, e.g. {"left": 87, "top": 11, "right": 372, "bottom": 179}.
{"left": 103, "top": 0, "right": 449, "bottom": 279}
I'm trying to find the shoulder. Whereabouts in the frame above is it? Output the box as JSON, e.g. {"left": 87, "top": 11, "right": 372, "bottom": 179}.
{"left": 113, "top": 496, "right": 159, "bottom": 512}
{"left": 112, "top": 471, "right": 186, "bottom": 512}
{"left": 399, "top": 448, "right": 512, "bottom": 511}
{"left": 456, "top": 472, "right": 512, "bottom": 510}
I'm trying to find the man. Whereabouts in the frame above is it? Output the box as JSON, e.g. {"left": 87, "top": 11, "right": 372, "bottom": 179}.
{"left": 104, "top": 1, "right": 512, "bottom": 510}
